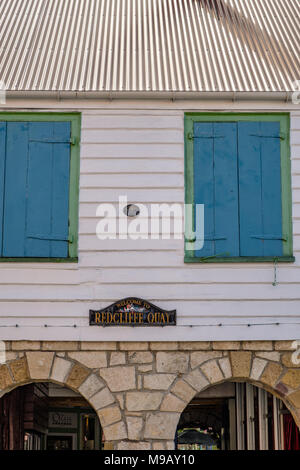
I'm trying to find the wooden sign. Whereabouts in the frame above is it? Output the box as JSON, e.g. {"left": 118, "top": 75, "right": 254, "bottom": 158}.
{"left": 48, "top": 412, "right": 77, "bottom": 429}
{"left": 89, "top": 297, "right": 176, "bottom": 326}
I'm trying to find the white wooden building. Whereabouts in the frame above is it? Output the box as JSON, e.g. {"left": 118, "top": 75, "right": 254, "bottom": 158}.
{"left": 0, "top": 0, "right": 299, "bottom": 451}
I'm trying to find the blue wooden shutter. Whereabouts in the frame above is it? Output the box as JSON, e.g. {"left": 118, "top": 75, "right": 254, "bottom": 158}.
{"left": 0, "top": 122, "right": 6, "bottom": 256}
{"left": 193, "top": 122, "right": 239, "bottom": 258}
{"left": 238, "top": 122, "right": 283, "bottom": 257}
{"left": 2, "top": 121, "right": 71, "bottom": 257}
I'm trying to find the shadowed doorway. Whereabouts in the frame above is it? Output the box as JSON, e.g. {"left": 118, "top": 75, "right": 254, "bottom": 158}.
{"left": 0, "top": 382, "right": 102, "bottom": 450}
{"left": 176, "top": 382, "right": 300, "bottom": 451}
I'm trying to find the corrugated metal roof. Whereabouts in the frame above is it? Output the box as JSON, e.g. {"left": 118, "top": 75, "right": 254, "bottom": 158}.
{"left": 0, "top": 0, "right": 299, "bottom": 93}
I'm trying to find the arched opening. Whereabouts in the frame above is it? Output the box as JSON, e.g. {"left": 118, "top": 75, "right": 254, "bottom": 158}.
{"left": 176, "top": 381, "right": 300, "bottom": 451}
{"left": 0, "top": 382, "right": 103, "bottom": 450}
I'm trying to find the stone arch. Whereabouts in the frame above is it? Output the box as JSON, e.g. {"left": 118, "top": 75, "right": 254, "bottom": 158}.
{"left": 144, "top": 351, "right": 300, "bottom": 448}
{"left": 0, "top": 351, "right": 126, "bottom": 444}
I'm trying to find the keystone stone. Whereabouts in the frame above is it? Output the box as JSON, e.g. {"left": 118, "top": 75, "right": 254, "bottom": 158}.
{"left": 230, "top": 352, "right": 252, "bottom": 378}
{"left": 26, "top": 352, "right": 54, "bottom": 380}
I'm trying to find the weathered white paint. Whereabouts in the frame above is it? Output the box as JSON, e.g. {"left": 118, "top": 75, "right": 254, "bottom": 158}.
{"left": 0, "top": 100, "right": 299, "bottom": 340}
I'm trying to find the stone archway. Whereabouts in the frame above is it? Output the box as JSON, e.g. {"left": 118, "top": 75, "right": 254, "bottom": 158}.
{"left": 0, "top": 351, "right": 125, "bottom": 446}
{"left": 1, "top": 340, "right": 300, "bottom": 450}
{"left": 144, "top": 350, "right": 300, "bottom": 449}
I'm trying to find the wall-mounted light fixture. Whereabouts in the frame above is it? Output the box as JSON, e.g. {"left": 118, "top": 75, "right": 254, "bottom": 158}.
{"left": 123, "top": 204, "right": 140, "bottom": 217}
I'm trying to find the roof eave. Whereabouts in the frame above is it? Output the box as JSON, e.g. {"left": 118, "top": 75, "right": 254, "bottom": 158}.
{"left": 3, "top": 90, "right": 294, "bottom": 102}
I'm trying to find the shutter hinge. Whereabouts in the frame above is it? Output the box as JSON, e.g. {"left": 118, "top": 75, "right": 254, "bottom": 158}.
{"left": 185, "top": 234, "right": 226, "bottom": 242}
{"left": 29, "top": 138, "right": 73, "bottom": 144}
{"left": 250, "top": 132, "right": 286, "bottom": 140}
{"left": 251, "top": 234, "right": 287, "bottom": 241}
{"left": 27, "top": 234, "right": 74, "bottom": 243}
{"left": 205, "top": 235, "right": 227, "bottom": 241}
{"left": 187, "top": 132, "right": 224, "bottom": 140}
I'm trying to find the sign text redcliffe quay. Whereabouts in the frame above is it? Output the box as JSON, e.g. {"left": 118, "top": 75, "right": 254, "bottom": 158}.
{"left": 89, "top": 298, "right": 176, "bottom": 326}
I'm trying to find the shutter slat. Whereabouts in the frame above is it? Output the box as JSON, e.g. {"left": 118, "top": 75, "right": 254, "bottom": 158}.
{"left": 260, "top": 122, "right": 283, "bottom": 256}
{"left": 214, "top": 122, "right": 239, "bottom": 257}
{"left": 238, "top": 122, "right": 263, "bottom": 256}
{"left": 26, "top": 122, "right": 71, "bottom": 258}
{"left": 238, "top": 122, "right": 283, "bottom": 257}
{"left": 0, "top": 122, "right": 6, "bottom": 256}
{"left": 3, "top": 122, "right": 29, "bottom": 256}
{"left": 194, "top": 122, "right": 215, "bottom": 257}
{"left": 50, "top": 122, "right": 71, "bottom": 257}
{"left": 193, "top": 122, "right": 239, "bottom": 257}
{"left": 26, "top": 122, "right": 54, "bottom": 257}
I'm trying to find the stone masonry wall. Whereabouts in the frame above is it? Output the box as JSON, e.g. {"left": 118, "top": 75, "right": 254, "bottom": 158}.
{"left": 0, "top": 340, "right": 300, "bottom": 450}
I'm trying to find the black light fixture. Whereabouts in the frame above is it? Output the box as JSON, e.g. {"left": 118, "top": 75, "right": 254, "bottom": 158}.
{"left": 123, "top": 204, "right": 140, "bottom": 217}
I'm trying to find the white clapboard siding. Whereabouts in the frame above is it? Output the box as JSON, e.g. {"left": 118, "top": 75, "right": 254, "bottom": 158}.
{"left": 1, "top": 265, "right": 300, "bottom": 285}
{"left": 79, "top": 218, "right": 184, "bottom": 234}
{"left": 78, "top": 236, "right": 300, "bottom": 253}
{"left": 1, "top": 283, "right": 300, "bottom": 301}
{"left": 80, "top": 188, "right": 184, "bottom": 203}
{"left": 81, "top": 143, "right": 184, "bottom": 158}
{"left": 80, "top": 158, "right": 183, "bottom": 174}
{"left": 293, "top": 205, "right": 300, "bottom": 218}
{"left": 292, "top": 175, "right": 300, "bottom": 187}
{"left": 81, "top": 114, "right": 183, "bottom": 129}
{"left": 81, "top": 129, "right": 184, "bottom": 144}
{"left": 2, "top": 300, "right": 300, "bottom": 319}
{"left": 291, "top": 159, "right": 300, "bottom": 172}
{"left": 292, "top": 190, "right": 300, "bottom": 203}
{"left": 91, "top": 266, "right": 300, "bottom": 284}
{"left": 78, "top": 237, "right": 183, "bottom": 251}
{"left": 293, "top": 221, "right": 300, "bottom": 234}
{"left": 78, "top": 251, "right": 300, "bottom": 268}
{"left": 291, "top": 116, "right": 300, "bottom": 130}
{"left": 291, "top": 145, "right": 300, "bottom": 159}
{"left": 79, "top": 203, "right": 185, "bottom": 218}
{"left": 291, "top": 131, "right": 300, "bottom": 145}
{"left": 80, "top": 173, "right": 183, "bottom": 188}
{"left": 0, "top": 268, "right": 98, "bottom": 285}
{"left": 1, "top": 106, "right": 300, "bottom": 341}
{"left": 1, "top": 316, "right": 299, "bottom": 328}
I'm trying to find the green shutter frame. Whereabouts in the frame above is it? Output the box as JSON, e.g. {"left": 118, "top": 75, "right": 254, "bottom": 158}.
{"left": 184, "top": 113, "right": 294, "bottom": 263}
{"left": 0, "top": 113, "right": 80, "bottom": 262}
